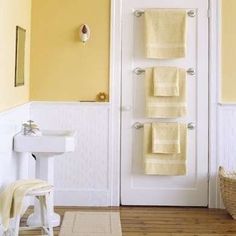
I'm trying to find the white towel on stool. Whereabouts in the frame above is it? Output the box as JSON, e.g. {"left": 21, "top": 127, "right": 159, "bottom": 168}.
{"left": 0, "top": 179, "right": 50, "bottom": 231}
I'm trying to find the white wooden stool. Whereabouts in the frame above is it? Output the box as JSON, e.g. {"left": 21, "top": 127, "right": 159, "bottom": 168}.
{"left": 13, "top": 185, "right": 54, "bottom": 236}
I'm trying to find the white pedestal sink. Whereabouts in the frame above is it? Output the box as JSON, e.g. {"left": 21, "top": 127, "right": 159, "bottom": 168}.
{"left": 14, "top": 130, "right": 76, "bottom": 227}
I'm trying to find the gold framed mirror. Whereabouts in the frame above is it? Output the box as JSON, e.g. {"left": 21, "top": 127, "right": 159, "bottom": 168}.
{"left": 15, "top": 26, "right": 26, "bottom": 87}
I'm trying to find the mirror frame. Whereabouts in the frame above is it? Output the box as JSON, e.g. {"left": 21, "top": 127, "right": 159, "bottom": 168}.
{"left": 14, "top": 26, "right": 26, "bottom": 87}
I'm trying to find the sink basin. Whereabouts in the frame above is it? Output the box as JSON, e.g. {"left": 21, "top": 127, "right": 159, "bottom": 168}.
{"left": 14, "top": 130, "right": 76, "bottom": 155}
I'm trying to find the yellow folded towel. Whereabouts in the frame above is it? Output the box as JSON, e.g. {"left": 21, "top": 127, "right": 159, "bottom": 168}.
{"left": 153, "top": 67, "right": 179, "bottom": 96}
{"left": 0, "top": 179, "right": 50, "bottom": 231}
{"left": 144, "top": 9, "right": 187, "bottom": 59}
{"left": 145, "top": 67, "right": 187, "bottom": 118}
{"left": 152, "top": 123, "right": 180, "bottom": 154}
{"left": 144, "top": 123, "right": 187, "bottom": 176}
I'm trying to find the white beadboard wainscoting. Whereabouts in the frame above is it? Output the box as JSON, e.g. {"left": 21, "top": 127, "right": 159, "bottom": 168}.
{"left": 0, "top": 101, "right": 236, "bottom": 208}
{"left": 0, "top": 103, "right": 30, "bottom": 188}
{"left": 218, "top": 105, "right": 236, "bottom": 171}
{"left": 30, "top": 102, "right": 118, "bottom": 206}
{"left": 213, "top": 104, "right": 236, "bottom": 208}
{"left": 30, "top": 102, "right": 236, "bottom": 207}
{"left": 0, "top": 103, "right": 30, "bottom": 232}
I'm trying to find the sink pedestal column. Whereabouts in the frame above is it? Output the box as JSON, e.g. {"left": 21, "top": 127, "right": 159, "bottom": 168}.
{"left": 27, "top": 156, "right": 61, "bottom": 227}
{"left": 18, "top": 153, "right": 29, "bottom": 179}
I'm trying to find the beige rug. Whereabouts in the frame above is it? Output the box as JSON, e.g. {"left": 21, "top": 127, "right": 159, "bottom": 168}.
{"left": 59, "top": 211, "right": 122, "bottom": 236}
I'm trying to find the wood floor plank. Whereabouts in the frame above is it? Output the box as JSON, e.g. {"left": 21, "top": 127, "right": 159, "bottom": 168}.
{"left": 19, "top": 207, "right": 236, "bottom": 235}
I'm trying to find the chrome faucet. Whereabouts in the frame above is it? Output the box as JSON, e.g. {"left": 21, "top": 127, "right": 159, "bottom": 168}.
{"left": 22, "top": 120, "right": 40, "bottom": 135}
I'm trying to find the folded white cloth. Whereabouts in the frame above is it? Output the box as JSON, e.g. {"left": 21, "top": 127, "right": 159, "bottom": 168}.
{"left": 152, "top": 122, "right": 180, "bottom": 154}
{"left": 0, "top": 179, "right": 50, "bottom": 231}
{"left": 144, "top": 9, "right": 187, "bottom": 59}
{"left": 153, "top": 67, "right": 179, "bottom": 96}
{"left": 145, "top": 67, "right": 187, "bottom": 118}
{"left": 144, "top": 123, "right": 187, "bottom": 176}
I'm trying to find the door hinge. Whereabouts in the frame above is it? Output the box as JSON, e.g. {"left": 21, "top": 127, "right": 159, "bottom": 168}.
{"left": 207, "top": 8, "right": 211, "bottom": 18}
{"left": 208, "top": 173, "right": 210, "bottom": 182}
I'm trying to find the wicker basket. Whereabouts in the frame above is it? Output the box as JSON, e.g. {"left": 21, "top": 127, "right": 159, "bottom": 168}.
{"left": 219, "top": 166, "right": 236, "bottom": 219}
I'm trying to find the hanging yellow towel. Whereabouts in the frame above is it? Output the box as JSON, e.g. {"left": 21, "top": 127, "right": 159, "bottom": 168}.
{"left": 0, "top": 179, "right": 51, "bottom": 231}
{"left": 145, "top": 67, "right": 186, "bottom": 118}
{"left": 153, "top": 67, "right": 179, "bottom": 96}
{"left": 152, "top": 123, "right": 180, "bottom": 154}
{"left": 144, "top": 9, "right": 187, "bottom": 59}
{"left": 144, "top": 123, "right": 187, "bottom": 176}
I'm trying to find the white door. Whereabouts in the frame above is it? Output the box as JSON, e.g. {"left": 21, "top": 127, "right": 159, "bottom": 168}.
{"left": 121, "top": 0, "right": 209, "bottom": 206}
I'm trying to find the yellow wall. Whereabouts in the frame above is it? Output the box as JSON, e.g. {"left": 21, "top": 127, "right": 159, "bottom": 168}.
{"left": 0, "top": 0, "right": 31, "bottom": 111}
{"left": 221, "top": 0, "right": 236, "bottom": 102}
{"left": 30, "top": 0, "right": 110, "bottom": 101}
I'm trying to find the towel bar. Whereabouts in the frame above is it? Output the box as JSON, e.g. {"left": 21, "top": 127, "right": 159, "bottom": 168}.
{"left": 134, "top": 9, "right": 196, "bottom": 17}
{"left": 133, "top": 67, "right": 195, "bottom": 76}
{"left": 133, "top": 122, "right": 195, "bottom": 130}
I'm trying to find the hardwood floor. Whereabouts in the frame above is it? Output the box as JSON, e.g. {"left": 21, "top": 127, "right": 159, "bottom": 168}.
{"left": 19, "top": 206, "right": 236, "bottom": 236}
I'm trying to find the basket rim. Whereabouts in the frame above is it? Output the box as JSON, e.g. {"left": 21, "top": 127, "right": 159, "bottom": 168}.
{"left": 219, "top": 166, "right": 236, "bottom": 182}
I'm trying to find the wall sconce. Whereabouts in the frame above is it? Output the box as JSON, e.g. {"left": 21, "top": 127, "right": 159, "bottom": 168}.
{"left": 79, "top": 24, "right": 90, "bottom": 43}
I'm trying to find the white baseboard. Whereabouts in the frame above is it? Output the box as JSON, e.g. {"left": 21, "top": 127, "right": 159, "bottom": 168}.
{"left": 54, "top": 190, "right": 110, "bottom": 206}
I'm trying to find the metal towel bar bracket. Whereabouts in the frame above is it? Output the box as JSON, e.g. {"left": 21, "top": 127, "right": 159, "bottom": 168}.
{"left": 134, "top": 67, "right": 195, "bottom": 76}
{"left": 186, "top": 68, "right": 195, "bottom": 76}
{"left": 134, "top": 9, "right": 196, "bottom": 17}
{"left": 133, "top": 122, "right": 195, "bottom": 130}
{"left": 134, "top": 67, "right": 146, "bottom": 75}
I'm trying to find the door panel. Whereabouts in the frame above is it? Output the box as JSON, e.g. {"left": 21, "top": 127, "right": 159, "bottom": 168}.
{"left": 121, "top": 0, "right": 209, "bottom": 206}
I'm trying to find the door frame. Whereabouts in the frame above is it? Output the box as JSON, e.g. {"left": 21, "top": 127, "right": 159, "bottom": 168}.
{"left": 110, "top": 0, "right": 221, "bottom": 207}
{"left": 208, "top": 0, "right": 222, "bottom": 208}
{"left": 109, "top": 0, "right": 122, "bottom": 206}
